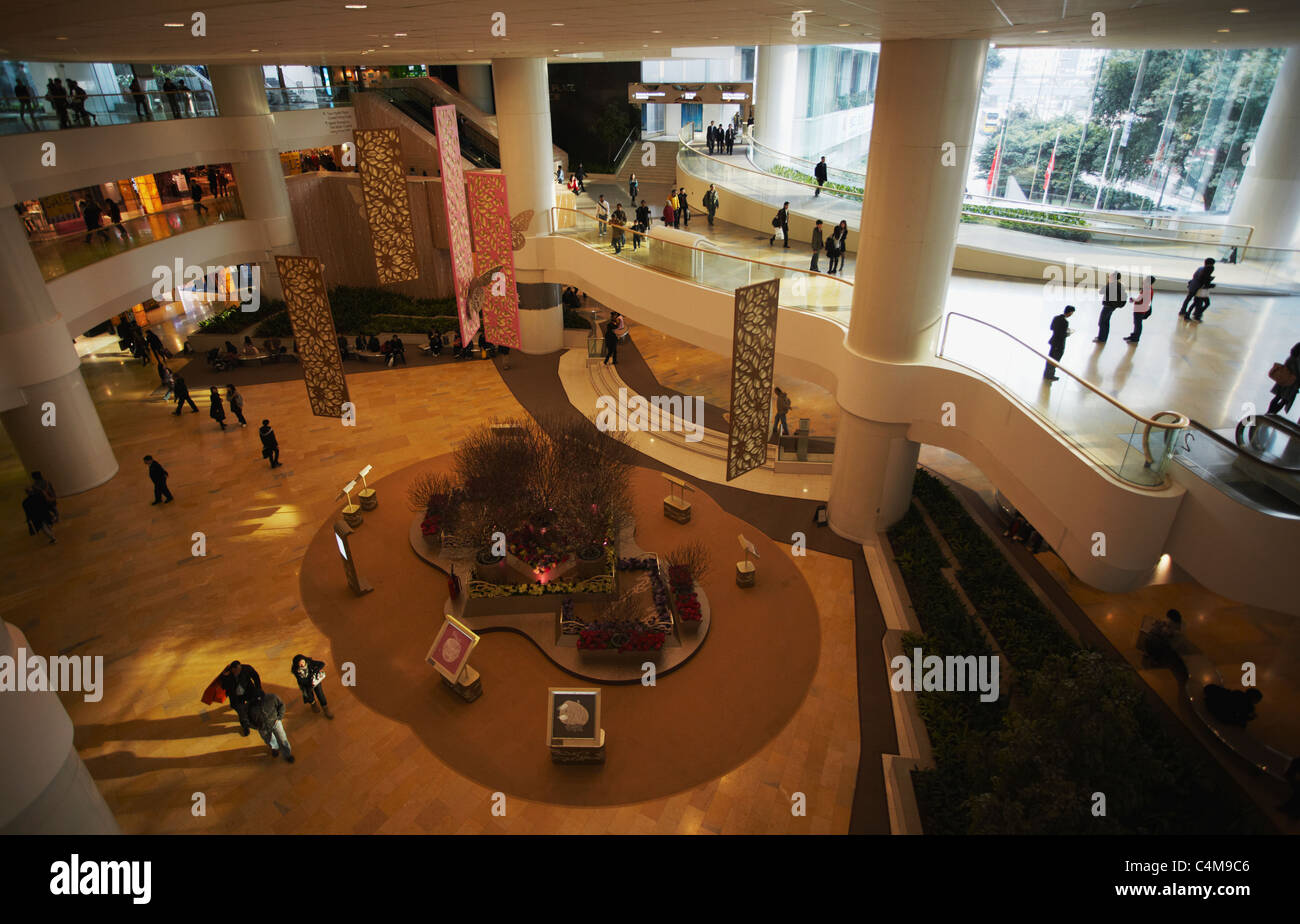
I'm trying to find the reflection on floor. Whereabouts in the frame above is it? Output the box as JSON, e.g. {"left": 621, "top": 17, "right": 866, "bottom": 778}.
{"left": 31, "top": 195, "right": 245, "bottom": 281}
{"left": 1, "top": 345, "right": 860, "bottom": 834}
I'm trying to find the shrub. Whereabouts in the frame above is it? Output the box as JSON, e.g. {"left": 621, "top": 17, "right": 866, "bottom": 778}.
{"left": 200, "top": 298, "right": 287, "bottom": 335}
{"left": 251, "top": 286, "right": 457, "bottom": 338}
{"left": 959, "top": 204, "right": 1091, "bottom": 243}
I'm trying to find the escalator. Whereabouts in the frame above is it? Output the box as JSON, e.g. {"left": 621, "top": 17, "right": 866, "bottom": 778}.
{"left": 1175, "top": 414, "right": 1300, "bottom": 517}
{"left": 369, "top": 85, "right": 500, "bottom": 168}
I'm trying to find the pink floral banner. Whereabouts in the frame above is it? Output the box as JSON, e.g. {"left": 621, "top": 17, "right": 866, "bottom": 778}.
{"left": 434, "top": 104, "right": 478, "bottom": 344}
{"left": 466, "top": 172, "right": 522, "bottom": 349}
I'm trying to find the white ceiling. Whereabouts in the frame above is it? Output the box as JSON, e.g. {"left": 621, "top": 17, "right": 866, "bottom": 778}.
{"left": 1, "top": 0, "right": 1296, "bottom": 64}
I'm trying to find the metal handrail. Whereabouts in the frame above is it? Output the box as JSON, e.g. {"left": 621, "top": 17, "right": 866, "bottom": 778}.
{"left": 680, "top": 124, "right": 862, "bottom": 200}
{"left": 1188, "top": 419, "right": 1300, "bottom": 475}
{"left": 939, "top": 311, "right": 1189, "bottom": 433}
{"left": 550, "top": 205, "right": 853, "bottom": 287}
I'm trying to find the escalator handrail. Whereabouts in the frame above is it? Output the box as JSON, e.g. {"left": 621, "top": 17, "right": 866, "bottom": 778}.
{"left": 371, "top": 87, "right": 499, "bottom": 168}
{"left": 1188, "top": 419, "right": 1300, "bottom": 475}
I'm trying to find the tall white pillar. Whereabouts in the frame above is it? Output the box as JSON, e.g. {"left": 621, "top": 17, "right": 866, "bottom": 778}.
{"left": 754, "top": 45, "right": 798, "bottom": 154}
{"left": 208, "top": 65, "right": 299, "bottom": 300}
{"left": 0, "top": 620, "right": 120, "bottom": 834}
{"left": 457, "top": 64, "right": 495, "bottom": 115}
{"left": 0, "top": 194, "right": 118, "bottom": 494}
{"left": 1229, "top": 46, "right": 1300, "bottom": 251}
{"left": 492, "top": 58, "right": 562, "bottom": 353}
{"left": 828, "top": 39, "right": 987, "bottom": 542}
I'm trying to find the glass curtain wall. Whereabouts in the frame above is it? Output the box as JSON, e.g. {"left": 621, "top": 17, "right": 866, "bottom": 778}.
{"left": 790, "top": 45, "right": 877, "bottom": 171}
{"left": 972, "top": 45, "right": 1287, "bottom": 214}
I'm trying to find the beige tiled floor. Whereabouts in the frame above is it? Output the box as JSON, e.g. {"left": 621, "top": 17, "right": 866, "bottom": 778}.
{"left": 0, "top": 346, "right": 860, "bottom": 834}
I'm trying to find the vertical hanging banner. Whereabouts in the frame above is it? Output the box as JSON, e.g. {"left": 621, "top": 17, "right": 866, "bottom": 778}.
{"left": 465, "top": 172, "right": 522, "bottom": 349}
{"left": 434, "top": 104, "right": 478, "bottom": 344}
{"left": 353, "top": 128, "right": 419, "bottom": 284}
{"left": 276, "top": 255, "right": 351, "bottom": 419}
{"left": 726, "top": 279, "right": 780, "bottom": 481}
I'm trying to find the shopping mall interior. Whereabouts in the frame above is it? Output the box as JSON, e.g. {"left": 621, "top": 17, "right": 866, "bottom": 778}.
{"left": 2, "top": 1, "right": 1300, "bottom": 840}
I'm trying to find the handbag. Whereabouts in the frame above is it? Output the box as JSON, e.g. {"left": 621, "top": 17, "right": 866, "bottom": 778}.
{"left": 1196, "top": 287, "right": 1211, "bottom": 298}
{"left": 1269, "top": 363, "right": 1298, "bottom": 387}
{"left": 311, "top": 669, "right": 326, "bottom": 686}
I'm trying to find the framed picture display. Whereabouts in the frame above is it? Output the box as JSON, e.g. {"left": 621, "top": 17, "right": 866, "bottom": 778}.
{"left": 427, "top": 615, "right": 480, "bottom": 683}
{"left": 547, "top": 687, "right": 601, "bottom": 747}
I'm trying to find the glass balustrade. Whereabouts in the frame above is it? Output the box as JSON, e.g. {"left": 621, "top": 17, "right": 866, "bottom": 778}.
{"left": 0, "top": 90, "right": 218, "bottom": 135}
{"left": 29, "top": 194, "right": 246, "bottom": 282}
{"left": 265, "top": 84, "right": 354, "bottom": 112}
{"left": 548, "top": 206, "right": 853, "bottom": 320}
{"left": 938, "top": 312, "right": 1187, "bottom": 488}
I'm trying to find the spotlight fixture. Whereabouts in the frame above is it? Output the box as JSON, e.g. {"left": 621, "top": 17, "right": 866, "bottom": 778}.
{"left": 1229, "top": 7, "right": 1250, "bottom": 12}
{"left": 838, "top": 23, "right": 850, "bottom": 27}
{"left": 250, "top": 48, "right": 260, "bottom": 52}
{"left": 551, "top": 22, "right": 564, "bottom": 26}
{"left": 345, "top": 3, "right": 368, "bottom": 8}
{"left": 1218, "top": 27, "right": 1230, "bottom": 32}
{"left": 164, "top": 22, "right": 184, "bottom": 28}
{"left": 394, "top": 32, "right": 407, "bottom": 36}
{"left": 1035, "top": 29, "right": 1049, "bottom": 33}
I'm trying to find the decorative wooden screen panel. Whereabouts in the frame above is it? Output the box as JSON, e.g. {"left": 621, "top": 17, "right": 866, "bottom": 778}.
{"left": 276, "top": 255, "right": 350, "bottom": 418}
{"left": 466, "top": 171, "right": 522, "bottom": 349}
{"left": 434, "top": 104, "right": 479, "bottom": 344}
{"left": 726, "top": 279, "right": 780, "bottom": 481}
{"left": 353, "top": 128, "right": 418, "bottom": 284}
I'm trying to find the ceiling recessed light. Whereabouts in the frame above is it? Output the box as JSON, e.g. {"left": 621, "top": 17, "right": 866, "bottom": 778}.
{"left": 796, "top": 8, "right": 814, "bottom": 13}
{"left": 1035, "top": 29, "right": 1049, "bottom": 33}
{"left": 250, "top": 48, "right": 260, "bottom": 52}
{"left": 551, "top": 22, "right": 564, "bottom": 26}
{"left": 55, "top": 35, "right": 68, "bottom": 40}
{"left": 467, "top": 49, "right": 474, "bottom": 53}
{"left": 838, "top": 23, "right": 850, "bottom": 27}
{"left": 382, "top": 44, "right": 389, "bottom": 47}
{"left": 1229, "top": 7, "right": 1250, "bottom": 12}
{"left": 1218, "top": 27, "right": 1230, "bottom": 32}
{"left": 553, "top": 48, "right": 559, "bottom": 52}
{"left": 164, "top": 22, "right": 184, "bottom": 28}
{"left": 344, "top": 3, "right": 367, "bottom": 8}
{"left": 652, "top": 29, "right": 662, "bottom": 33}
{"left": 394, "top": 32, "right": 407, "bottom": 37}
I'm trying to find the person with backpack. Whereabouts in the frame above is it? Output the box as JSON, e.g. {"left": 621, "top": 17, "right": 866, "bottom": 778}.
{"left": 595, "top": 195, "right": 609, "bottom": 237}
{"left": 772, "top": 387, "right": 792, "bottom": 440}
{"left": 770, "top": 202, "right": 789, "bottom": 247}
{"left": 702, "top": 184, "right": 720, "bottom": 227}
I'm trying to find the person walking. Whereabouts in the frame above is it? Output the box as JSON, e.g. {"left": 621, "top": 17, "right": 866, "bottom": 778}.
{"left": 595, "top": 195, "right": 609, "bottom": 237}
{"left": 171, "top": 373, "right": 198, "bottom": 414}
{"left": 22, "top": 487, "right": 56, "bottom": 545}
{"left": 772, "top": 387, "right": 792, "bottom": 440}
{"left": 249, "top": 691, "right": 294, "bottom": 762}
{"left": 662, "top": 195, "right": 676, "bottom": 228}
{"left": 574, "top": 162, "right": 586, "bottom": 192}
{"left": 702, "top": 184, "right": 719, "bottom": 227}
{"left": 31, "top": 471, "right": 58, "bottom": 523}
{"left": 104, "top": 198, "right": 127, "bottom": 241}
{"left": 128, "top": 77, "right": 150, "bottom": 120}
{"left": 1044, "top": 305, "right": 1076, "bottom": 381}
{"left": 143, "top": 455, "right": 174, "bottom": 504}
{"left": 259, "top": 419, "right": 281, "bottom": 468}
{"left": 603, "top": 314, "right": 620, "bottom": 366}
{"left": 1095, "top": 271, "right": 1125, "bottom": 343}
{"left": 190, "top": 181, "right": 209, "bottom": 217}
{"left": 677, "top": 187, "right": 690, "bottom": 227}
{"left": 706, "top": 120, "right": 716, "bottom": 155}
{"left": 226, "top": 385, "right": 247, "bottom": 427}
{"left": 162, "top": 77, "right": 182, "bottom": 119}
{"left": 144, "top": 328, "right": 165, "bottom": 361}
{"left": 634, "top": 200, "right": 650, "bottom": 250}
{"left": 158, "top": 363, "right": 174, "bottom": 400}
{"left": 1179, "top": 258, "right": 1216, "bottom": 321}
{"left": 770, "top": 202, "right": 790, "bottom": 247}
{"left": 1268, "top": 342, "right": 1300, "bottom": 417}
{"left": 1124, "top": 275, "right": 1156, "bottom": 344}
{"left": 82, "top": 199, "right": 109, "bottom": 244}
{"left": 216, "top": 661, "right": 263, "bottom": 736}
{"left": 208, "top": 386, "right": 227, "bottom": 430}
{"left": 628, "top": 172, "right": 638, "bottom": 203}
{"left": 814, "top": 156, "right": 828, "bottom": 197}
{"left": 724, "top": 125, "right": 734, "bottom": 155}
{"left": 810, "top": 220, "right": 824, "bottom": 273}
{"left": 46, "top": 78, "right": 70, "bottom": 129}
{"left": 610, "top": 204, "right": 626, "bottom": 254}
{"left": 14, "top": 79, "right": 37, "bottom": 129}
{"left": 290, "top": 654, "right": 334, "bottom": 719}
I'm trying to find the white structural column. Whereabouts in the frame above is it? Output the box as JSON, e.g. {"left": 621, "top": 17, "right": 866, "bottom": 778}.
{"left": 828, "top": 39, "right": 987, "bottom": 542}
{"left": 207, "top": 65, "right": 299, "bottom": 299}
{"left": 493, "top": 57, "right": 562, "bottom": 354}
{"left": 0, "top": 186, "right": 118, "bottom": 494}
{"left": 457, "top": 64, "right": 495, "bottom": 115}
{"left": 754, "top": 45, "right": 798, "bottom": 154}
{"left": 0, "top": 620, "right": 119, "bottom": 834}
{"left": 1229, "top": 46, "right": 1300, "bottom": 251}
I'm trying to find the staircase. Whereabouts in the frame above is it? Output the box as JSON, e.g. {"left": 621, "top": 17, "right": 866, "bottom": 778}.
{"left": 613, "top": 140, "right": 679, "bottom": 189}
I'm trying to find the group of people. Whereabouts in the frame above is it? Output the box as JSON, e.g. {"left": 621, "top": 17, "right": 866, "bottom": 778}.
{"left": 705, "top": 121, "right": 737, "bottom": 156}
{"left": 559, "top": 162, "right": 586, "bottom": 193}
{"left": 202, "top": 655, "right": 335, "bottom": 765}
{"left": 12, "top": 77, "right": 98, "bottom": 130}
{"left": 807, "top": 218, "right": 849, "bottom": 274}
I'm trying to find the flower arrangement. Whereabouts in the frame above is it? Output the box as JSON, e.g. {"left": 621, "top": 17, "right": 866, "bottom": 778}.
{"left": 578, "top": 625, "right": 665, "bottom": 652}
{"left": 668, "top": 564, "right": 702, "bottom": 622}
{"left": 508, "top": 523, "right": 570, "bottom": 572}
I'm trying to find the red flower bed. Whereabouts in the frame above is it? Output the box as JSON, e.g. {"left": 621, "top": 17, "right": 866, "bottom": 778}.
{"left": 578, "top": 626, "right": 665, "bottom": 652}
{"left": 420, "top": 513, "right": 442, "bottom": 536}
{"left": 668, "top": 565, "right": 701, "bottom": 622}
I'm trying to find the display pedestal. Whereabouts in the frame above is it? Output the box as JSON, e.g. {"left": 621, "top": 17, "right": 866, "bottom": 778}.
{"left": 663, "top": 496, "right": 692, "bottom": 523}
{"left": 441, "top": 665, "right": 482, "bottom": 703}
{"left": 550, "top": 729, "right": 606, "bottom": 764}
{"left": 358, "top": 488, "right": 377, "bottom": 511}
{"left": 736, "top": 560, "right": 756, "bottom": 587}
{"left": 342, "top": 504, "right": 363, "bottom": 528}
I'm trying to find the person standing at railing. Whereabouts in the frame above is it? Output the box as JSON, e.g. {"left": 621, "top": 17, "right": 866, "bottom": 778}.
{"left": 45, "top": 78, "right": 70, "bottom": 129}
{"left": 68, "top": 80, "right": 94, "bottom": 126}
{"left": 595, "top": 195, "right": 609, "bottom": 237}
{"left": 162, "top": 77, "right": 182, "bottom": 119}
{"left": 1094, "top": 271, "right": 1125, "bottom": 344}
{"left": 14, "top": 79, "right": 37, "bottom": 129}
{"left": 610, "top": 204, "right": 627, "bottom": 255}
{"left": 810, "top": 220, "right": 824, "bottom": 273}
{"left": 128, "top": 77, "right": 150, "bottom": 121}
{"left": 633, "top": 200, "right": 650, "bottom": 250}
{"left": 1044, "top": 305, "right": 1076, "bottom": 381}
{"left": 1124, "top": 275, "right": 1156, "bottom": 344}
{"left": 814, "top": 157, "right": 828, "bottom": 198}
{"left": 703, "top": 184, "right": 719, "bottom": 227}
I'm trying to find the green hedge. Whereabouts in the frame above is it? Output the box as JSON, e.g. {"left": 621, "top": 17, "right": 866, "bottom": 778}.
{"left": 770, "top": 164, "right": 863, "bottom": 199}
{"left": 891, "top": 470, "right": 1268, "bottom": 834}
{"left": 249, "top": 286, "right": 459, "bottom": 338}
{"left": 960, "top": 204, "right": 1092, "bottom": 243}
{"left": 198, "top": 299, "right": 287, "bottom": 335}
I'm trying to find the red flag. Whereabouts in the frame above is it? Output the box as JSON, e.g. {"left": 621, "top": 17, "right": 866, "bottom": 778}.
{"left": 987, "top": 142, "right": 1001, "bottom": 193}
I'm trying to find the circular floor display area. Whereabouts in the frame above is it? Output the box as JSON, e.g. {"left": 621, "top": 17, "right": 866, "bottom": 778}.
{"left": 299, "top": 457, "right": 821, "bottom": 806}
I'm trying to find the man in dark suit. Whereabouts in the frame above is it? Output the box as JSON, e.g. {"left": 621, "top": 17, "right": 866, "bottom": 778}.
{"left": 706, "top": 121, "right": 716, "bottom": 154}
{"left": 1179, "top": 257, "right": 1215, "bottom": 321}
{"left": 143, "top": 455, "right": 173, "bottom": 504}
{"left": 1095, "top": 271, "right": 1126, "bottom": 343}
{"left": 814, "top": 156, "right": 828, "bottom": 197}
{"left": 725, "top": 125, "right": 734, "bottom": 155}
{"left": 1044, "top": 305, "right": 1075, "bottom": 381}
{"left": 770, "top": 202, "right": 790, "bottom": 247}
